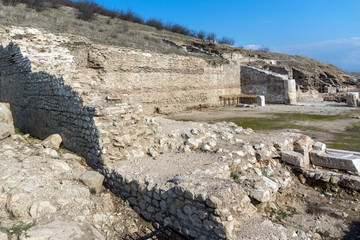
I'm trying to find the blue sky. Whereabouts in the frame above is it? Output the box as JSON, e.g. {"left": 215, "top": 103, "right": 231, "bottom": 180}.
{"left": 92, "top": 0, "right": 360, "bottom": 72}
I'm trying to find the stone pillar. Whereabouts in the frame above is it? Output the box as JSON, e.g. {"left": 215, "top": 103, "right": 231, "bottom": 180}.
{"left": 284, "top": 79, "right": 297, "bottom": 105}
{"left": 346, "top": 92, "right": 359, "bottom": 107}
{"left": 257, "top": 95, "right": 265, "bottom": 107}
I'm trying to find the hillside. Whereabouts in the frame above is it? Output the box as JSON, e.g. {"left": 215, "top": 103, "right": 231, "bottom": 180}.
{"left": 0, "top": 1, "right": 358, "bottom": 98}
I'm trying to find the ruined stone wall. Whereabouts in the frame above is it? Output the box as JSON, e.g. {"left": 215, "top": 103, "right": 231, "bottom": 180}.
{"left": 240, "top": 66, "right": 297, "bottom": 104}
{"left": 72, "top": 45, "right": 241, "bottom": 113}
{"left": 0, "top": 42, "right": 103, "bottom": 168}
{"left": 102, "top": 164, "right": 247, "bottom": 240}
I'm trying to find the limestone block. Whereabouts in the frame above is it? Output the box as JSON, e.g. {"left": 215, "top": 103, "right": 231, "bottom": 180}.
{"left": 313, "top": 142, "right": 326, "bottom": 152}
{"left": 41, "top": 134, "right": 62, "bottom": 149}
{"left": 281, "top": 150, "right": 309, "bottom": 168}
{"left": 284, "top": 79, "right": 297, "bottom": 104}
{"left": 250, "top": 188, "right": 271, "bottom": 202}
{"left": 79, "top": 171, "right": 104, "bottom": 193}
{"left": 346, "top": 92, "right": 359, "bottom": 107}
{"left": 257, "top": 95, "right": 265, "bottom": 107}
{"left": 0, "top": 102, "right": 13, "bottom": 124}
{"left": 310, "top": 150, "right": 360, "bottom": 173}
{"left": 293, "top": 135, "right": 314, "bottom": 154}
{"left": 0, "top": 123, "right": 13, "bottom": 140}
{"left": 29, "top": 201, "right": 57, "bottom": 219}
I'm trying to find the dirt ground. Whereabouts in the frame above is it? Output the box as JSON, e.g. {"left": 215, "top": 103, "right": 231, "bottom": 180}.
{"left": 169, "top": 102, "right": 360, "bottom": 151}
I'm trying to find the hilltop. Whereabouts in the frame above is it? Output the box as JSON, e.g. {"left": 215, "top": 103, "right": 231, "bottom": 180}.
{"left": 0, "top": 1, "right": 358, "bottom": 98}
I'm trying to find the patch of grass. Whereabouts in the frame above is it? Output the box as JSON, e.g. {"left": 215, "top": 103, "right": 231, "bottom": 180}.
{"left": 274, "top": 113, "right": 343, "bottom": 121}
{"left": 222, "top": 116, "right": 324, "bottom": 131}
{"left": 265, "top": 205, "right": 298, "bottom": 222}
{"left": 296, "top": 193, "right": 308, "bottom": 202}
{"left": 326, "top": 122, "right": 360, "bottom": 152}
{"left": 230, "top": 172, "right": 239, "bottom": 181}
{"left": 1, "top": 221, "right": 35, "bottom": 240}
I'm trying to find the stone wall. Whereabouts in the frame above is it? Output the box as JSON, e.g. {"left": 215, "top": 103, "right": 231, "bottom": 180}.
{"left": 0, "top": 42, "right": 103, "bottom": 168}
{"left": 71, "top": 44, "right": 242, "bottom": 113}
{"left": 240, "top": 66, "right": 297, "bottom": 104}
{"left": 103, "top": 162, "right": 249, "bottom": 240}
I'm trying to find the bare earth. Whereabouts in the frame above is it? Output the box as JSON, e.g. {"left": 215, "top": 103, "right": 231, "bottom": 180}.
{"left": 169, "top": 102, "right": 360, "bottom": 145}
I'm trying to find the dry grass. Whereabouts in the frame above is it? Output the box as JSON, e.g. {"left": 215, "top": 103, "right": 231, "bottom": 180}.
{"left": 0, "top": 2, "right": 216, "bottom": 59}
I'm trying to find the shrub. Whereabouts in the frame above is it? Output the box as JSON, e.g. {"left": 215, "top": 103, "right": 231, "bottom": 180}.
{"left": 197, "top": 30, "right": 206, "bottom": 39}
{"left": 2, "top": 0, "right": 20, "bottom": 6}
{"left": 146, "top": 18, "right": 163, "bottom": 30}
{"left": 218, "top": 36, "right": 235, "bottom": 45}
{"left": 118, "top": 9, "right": 144, "bottom": 24}
{"left": 168, "top": 24, "right": 190, "bottom": 35}
{"left": 76, "top": 0, "right": 98, "bottom": 21}
{"left": 206, "top": 32, "right": 216, "bottom": 41}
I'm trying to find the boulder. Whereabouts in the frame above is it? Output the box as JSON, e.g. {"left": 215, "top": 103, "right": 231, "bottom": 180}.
{"left": 281, "top": 150, "right": 309, "bottom": 168}
{"left": 41, "top": 134, "right": 62, "bottom": 149}
{"left": 79, "top": 171, "right": 104, "bottom": 193}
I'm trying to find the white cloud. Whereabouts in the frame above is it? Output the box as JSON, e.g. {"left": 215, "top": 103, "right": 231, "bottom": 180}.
{"left": 244, "top": 44, "right": 266, "bottom": 50}
{"left": 273, "top": 37, "right": 360, "bottom": 71}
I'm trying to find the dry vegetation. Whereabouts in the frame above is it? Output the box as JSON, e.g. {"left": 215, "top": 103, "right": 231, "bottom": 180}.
{"left": 0, "top": 0, "right": 352, "bottom": 75}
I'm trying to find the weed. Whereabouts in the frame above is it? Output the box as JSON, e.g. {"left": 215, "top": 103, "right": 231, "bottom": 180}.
{"left": 1, "top": 221, "right": 35, "bottom": 240}
{"left": 296, "top": 193, "right": 308, "bottom": 202}
{"left": 265, "top": 204, "right": 297, "bottom": 222}
{"left": 89, "top": 187, "right": 96, "bottom": 195}
{"left": 230, "top": 172, "right": 239, "bottom": 181}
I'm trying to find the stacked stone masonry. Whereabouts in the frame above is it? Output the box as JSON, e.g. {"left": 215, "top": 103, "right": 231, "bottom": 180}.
{"left": 0, "top": 27, "right": 312, "bottom": 239}
{"left": 240, "top": 66, "right": 297, "bottom": 104}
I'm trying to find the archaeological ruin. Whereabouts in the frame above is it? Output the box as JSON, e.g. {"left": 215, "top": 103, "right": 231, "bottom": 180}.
{"left": 0, "top": 26, "right": 360, "bottom": 239}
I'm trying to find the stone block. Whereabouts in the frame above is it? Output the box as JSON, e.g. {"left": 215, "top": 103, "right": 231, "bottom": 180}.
{"left": 346, "top": 92, "right": 359, "bottom": 107}
{"left": 79, "top": 171, "right": 104, "bottom": 193}
{"left": 313, "top": 142, "right": 326, "bottom": 152}
{"left": 0, "top": 123, "right": 13, "bottom": 140}
{"left": 310, "top": 150, "right": 360, "bottom": 173}
{"left": 257, "top": 95, "right": 265, "bottom": 107}
{"left": 41, "top": 134, "right": 62, "bottom": 149}
{"left": 281, "top": 150, "right": 309, "bottom": 168}
{"left": 250, "top": 188, "right": 271, "bottom": 203}
{"left": 0, "top": 102, "right": 13, "bottom": 124}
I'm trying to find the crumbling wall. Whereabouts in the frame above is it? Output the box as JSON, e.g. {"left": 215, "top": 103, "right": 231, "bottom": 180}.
{"left": 0, "top": 42, "right": 104, "bottom": 169}
{"left": 240, "top": 66, "right": 296, "bottom": 104}
{"left": 72, "top": 45, "right": 241, "bottom": 113}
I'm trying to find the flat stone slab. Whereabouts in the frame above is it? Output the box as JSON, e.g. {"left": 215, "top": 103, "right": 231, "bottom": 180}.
{"left": 281, "top": 150, "right": 309, "bottom": 168}
{"left": 310, "top": 150, "right": 360, "bottom": 173}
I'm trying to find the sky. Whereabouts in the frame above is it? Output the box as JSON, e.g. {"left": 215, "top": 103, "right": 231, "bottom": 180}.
{"left": 91, "top": 0, "right": 360, "bottom": 72}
